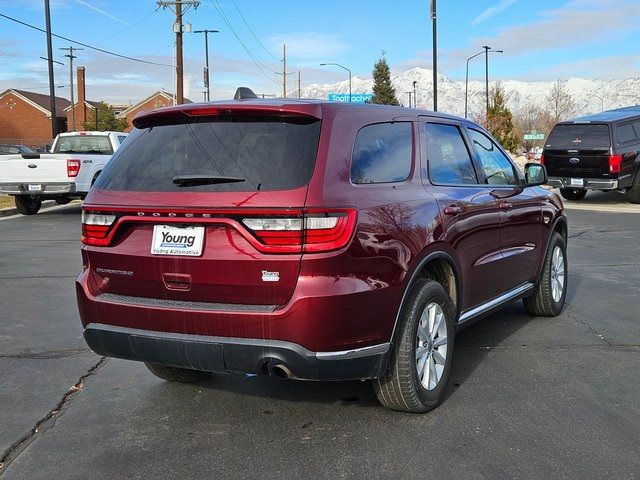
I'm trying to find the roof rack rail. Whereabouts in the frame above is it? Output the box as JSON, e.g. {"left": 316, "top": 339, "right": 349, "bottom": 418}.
{"left": 234, "top": 87, "right": 258, "bottom": 101}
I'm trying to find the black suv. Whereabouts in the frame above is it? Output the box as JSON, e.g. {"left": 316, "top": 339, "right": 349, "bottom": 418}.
{"left": 543, "top": 106, "right": 640, "bottom": 203}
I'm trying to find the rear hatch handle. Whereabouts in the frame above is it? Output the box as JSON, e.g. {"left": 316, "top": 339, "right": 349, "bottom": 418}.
{"left": 162, "top": 273, "right": 192, "bottom": 291}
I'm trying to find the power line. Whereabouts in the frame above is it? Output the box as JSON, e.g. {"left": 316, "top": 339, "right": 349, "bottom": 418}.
{"left": 208, "top": 0, "right": 280, "bottom": 85}
{"left": 231, "top": 0, "right": 279, "bottom": 60}
{"left": 0, "top": 13, "right": 173, "bottom": 68}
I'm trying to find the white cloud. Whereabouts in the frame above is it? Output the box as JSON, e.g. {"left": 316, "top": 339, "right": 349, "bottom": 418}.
{"left": 266, "top": 33, "right": 350, "bottom": 61}
{"left": 471, "top": 0, "right": 518, "bottom": 26}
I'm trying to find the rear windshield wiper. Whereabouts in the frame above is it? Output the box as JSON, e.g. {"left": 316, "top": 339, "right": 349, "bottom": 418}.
{"left": 172, "top": 175, "right": 246, "bottom": 187}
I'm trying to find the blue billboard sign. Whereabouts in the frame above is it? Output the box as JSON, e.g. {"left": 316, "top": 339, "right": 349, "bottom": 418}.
{"left": 328, "top": 93, "right": 373, "bottom": 103}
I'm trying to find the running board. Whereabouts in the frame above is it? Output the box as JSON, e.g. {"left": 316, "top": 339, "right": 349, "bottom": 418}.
{"left": 457, "top": 283, "right": 534, "bottom": 330}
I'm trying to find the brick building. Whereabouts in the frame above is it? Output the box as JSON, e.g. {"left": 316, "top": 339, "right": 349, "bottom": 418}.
{"left": 0, "top": 89, "right": 70, "bottom": 149}
{"left": 117, "top": 91, "right": 190, "bottom": 132}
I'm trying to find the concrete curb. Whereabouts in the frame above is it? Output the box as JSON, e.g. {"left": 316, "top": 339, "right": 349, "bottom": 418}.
{"left": 0, "top": 200, "right": 57, "bottom": 218}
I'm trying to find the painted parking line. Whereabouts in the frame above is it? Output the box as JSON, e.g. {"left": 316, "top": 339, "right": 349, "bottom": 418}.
{"left": 563, "top": 203, "right": 640, "bottom": 214}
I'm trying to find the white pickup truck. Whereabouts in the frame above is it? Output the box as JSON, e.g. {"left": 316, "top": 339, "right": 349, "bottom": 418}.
{"left": 0, "top": 131, "right": 127, "bottom": 214}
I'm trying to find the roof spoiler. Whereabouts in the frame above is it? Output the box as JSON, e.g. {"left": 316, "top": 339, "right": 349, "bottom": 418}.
{"left": 234, "top": 87, "right": 258, "bottom": 101}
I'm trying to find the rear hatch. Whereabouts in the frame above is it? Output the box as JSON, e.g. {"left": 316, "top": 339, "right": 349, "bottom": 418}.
{"left": 81, "top": 103, "right": 331, "bottom": 307}
{"left": 0, "top": 154, "right": 69, "bottom": 184}
{"left": 543, "top": 123, "right": 612, "bottom": 178}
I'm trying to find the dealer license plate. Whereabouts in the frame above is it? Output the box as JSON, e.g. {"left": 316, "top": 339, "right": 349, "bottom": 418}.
{"left": 570, "top": 178, "right": 584, "bottom": 187}
{"left": 151, "top": 225, "right": 204, "bottom": 256}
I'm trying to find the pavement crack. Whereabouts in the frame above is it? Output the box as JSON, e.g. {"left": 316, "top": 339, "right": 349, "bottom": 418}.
{"left": 0, "top": 357, "right": 108, "bottom": 475}
{"left": 565, "top": 304, "right": 613, "bottom": 347}
{"left": 0, "top": 348, "right": 91, "bottom": 359}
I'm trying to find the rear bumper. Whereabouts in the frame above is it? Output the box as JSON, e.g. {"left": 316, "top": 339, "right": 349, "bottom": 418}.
{"left": 0, "top": 182, "right": 76, "bottom": 195}
{"left": 84, "top": 323, "right": 389, "bottom": 381}
{"left": 547, "top": 177, "right": 618, "bottom": 190}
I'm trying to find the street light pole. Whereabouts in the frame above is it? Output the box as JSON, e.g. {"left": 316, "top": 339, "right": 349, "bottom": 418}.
{"left": 431, "top": 0, "right": 437, "bottom": 111}
{"left": 466, "top": 49, "right": 502, "bottom": 119}
{"left": 483, "top": 45, "right": 491, "bottom": 119}
{"left": 413, "top": 81, "right": 417, "bottom": 108}
{"left": 320, "top": 63, "right": 352, "bottom": 102}
{"left": 194, "top": 29, "right": 219, "bottom": 102}
{"left": 465, "top": 51, "right": 484, "bottom": 119}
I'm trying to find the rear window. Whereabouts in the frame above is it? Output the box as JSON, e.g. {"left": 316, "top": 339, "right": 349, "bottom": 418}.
{"left": 545, "top": 124, "right": 610, "bottom": 149}
{"left": 53, "top": 135, "right": 113, "bottom": 154}
{"left": 94, "top": 116, "right": 321, "bottom": 192}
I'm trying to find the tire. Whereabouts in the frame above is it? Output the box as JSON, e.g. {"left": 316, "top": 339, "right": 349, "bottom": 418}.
{"left": 373, "top": 279, "right": 455, "bottom": 413}
{"left": 624, "top": 171, "right": 640, "bottom": 204}
{"left": 91, "top": 171, "right": 101, "bottom": 187}
{"left": 560, "top": 188, "right": 587, "bottom": 201}
{"left": 14, "top": 195, "right": 42, "bottom": 215}
{"left": 523, "top": 232, "right": 567, "bottom": 317}
{"left": 144, "top": 363, "right": 211, "bottom": 383}
{"left": 54, "top": 195, "right": 71, "bottom": 205}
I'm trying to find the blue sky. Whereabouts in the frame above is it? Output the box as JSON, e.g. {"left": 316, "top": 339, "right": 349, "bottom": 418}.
{"left": 1, "top": 0, "right": 639, "bottom": 103}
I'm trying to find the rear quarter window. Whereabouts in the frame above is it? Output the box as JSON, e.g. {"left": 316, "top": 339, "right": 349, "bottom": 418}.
{"left": 350, "top": 122, "right": 412, "bottom": 184}
{"left": 616, "top": 123, "right": 637, "bottom": 144}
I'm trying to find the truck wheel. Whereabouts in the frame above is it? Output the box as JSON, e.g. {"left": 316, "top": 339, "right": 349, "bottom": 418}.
{"left": 560, "top": 188, "right": 587, "bottom": 201}
{"left": 14, "top": 195, "right": 42, "bottom": 215}
{"left": 523, "top": 232, "right": 567, "bottom": 317}
{"left": 373, "top": 279, "right": 454, "bottom": 413}
{"left": 144, "top": 363, "right": 211, "bottom": 383}
{"left": 54, "top": 195, "right": 71, "bottom": 205}
{"left": 624, "top": 172, "right": 640, "bottom": 204}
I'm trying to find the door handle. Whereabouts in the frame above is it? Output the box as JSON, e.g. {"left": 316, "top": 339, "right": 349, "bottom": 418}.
{"left": 443, "top": 205, "right": 462, "bottom": 216}
{"left": 499, "top": 202, "right": 513, "bottom": 211}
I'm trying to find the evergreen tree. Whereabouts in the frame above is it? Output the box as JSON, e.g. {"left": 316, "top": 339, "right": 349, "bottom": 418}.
{"left": 83, "top": 101, "right": 128, "bottom": 131}
{"left": 487, "top": 83, "right": 519, "bottom": 152}
{"left": 371, "top": 55, "right": 399, "bottom": 106}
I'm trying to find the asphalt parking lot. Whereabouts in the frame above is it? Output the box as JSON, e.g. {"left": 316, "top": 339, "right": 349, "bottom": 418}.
{"left": 0, "top": 193, "right": 639, "bottom": 479}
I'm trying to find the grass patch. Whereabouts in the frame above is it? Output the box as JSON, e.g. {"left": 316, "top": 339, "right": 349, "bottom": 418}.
{"left": 0, "top": 195, "right": 15, "bottom": 210}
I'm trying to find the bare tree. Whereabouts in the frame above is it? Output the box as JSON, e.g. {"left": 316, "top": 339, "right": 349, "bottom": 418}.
{"left": 545, "top": 79, "right": 577, "bottom": 124}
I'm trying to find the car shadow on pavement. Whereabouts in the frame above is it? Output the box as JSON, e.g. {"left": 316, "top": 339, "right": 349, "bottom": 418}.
{"left": 180, "top": 270, "right": 580, "bottom": 411}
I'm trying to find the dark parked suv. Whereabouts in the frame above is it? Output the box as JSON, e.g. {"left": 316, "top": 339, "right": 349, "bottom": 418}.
{"left": 544, "top": 106, "right": 640, "bottom": 203}
{"left": 77, "top": 93, "right": 567, "bottom": 412}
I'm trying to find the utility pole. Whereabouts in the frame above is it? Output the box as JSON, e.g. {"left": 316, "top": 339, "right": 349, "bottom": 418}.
{"left": 405, "top": 92, "right": 413, "bottom": 108}
{"left": 430, "top": 0, "right": 437, "bottom": 111}
{"left": 413, "top": 81, "right": 418, "bottom": 109}
{"left": 44, "top": 0, "right": 57, "bottom": 139}
{"left": 194, "top": 28, "right": 218, "bottom": 101}
{"left": 282, "top": 44, "right": 287, "bottom": 98}
{"left": 60, "top": 46, "right": 82, "bottom": 131}
{"left": 158, "top": 1, "right": 200, "bottom": 104}
{"left": 297, "top": 70, "right": 301, "bottom": 99}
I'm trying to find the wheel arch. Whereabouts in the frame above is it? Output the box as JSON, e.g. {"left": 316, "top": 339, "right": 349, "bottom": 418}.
{"left": 387, "top": 249, "right": 461, "bottom": 348}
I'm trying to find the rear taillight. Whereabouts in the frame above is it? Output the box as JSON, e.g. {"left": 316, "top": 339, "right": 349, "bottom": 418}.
{"left": 609, "top": 154, "right": 622, "bottom": 174}
{"left": 81, "top": 212, "right": 116, "bottom": 246}
{"left": 241, "top": 209, "right": 357, "bottom": 253}
{"left": 539, "top": 154, "right": 544, "bottom": 165}
{"left": 67, "top": 159, "right": 81, "bottom": 177}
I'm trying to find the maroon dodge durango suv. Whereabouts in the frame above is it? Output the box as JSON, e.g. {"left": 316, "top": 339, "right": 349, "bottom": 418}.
{"left": 77, "top": 92, "right": 567, "bottom": 413}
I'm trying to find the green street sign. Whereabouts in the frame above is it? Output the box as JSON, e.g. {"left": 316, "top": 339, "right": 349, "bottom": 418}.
{"left": 524, "top": 133, "right": 545, "bottom": 140}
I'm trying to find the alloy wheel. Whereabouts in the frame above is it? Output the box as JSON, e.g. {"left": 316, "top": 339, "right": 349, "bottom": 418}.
{"left": 416, "top": 302, "right": 448, "bottom": 391}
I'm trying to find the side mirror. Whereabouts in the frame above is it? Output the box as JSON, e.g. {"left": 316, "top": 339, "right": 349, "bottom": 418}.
{"left": 524, "top": 162, "right": 547, "bottom": 186}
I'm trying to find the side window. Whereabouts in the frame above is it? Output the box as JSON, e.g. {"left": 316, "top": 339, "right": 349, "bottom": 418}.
{"left": 425, "top": 123, "right": 478, "bottom": 185}
{"left": 117, "top": 135, "right": 127, "bottom": 145}
{"left": 351, "top": 122, "right": 412, "bottom": 184}
{"left": 467, "top": 129, "right": 518, "bottom": 185}
{"left": 633, "top": 121, "right": 640, "bottom": 138}
{"left": 617, "top": 123, "right": 636, "bottom": 143}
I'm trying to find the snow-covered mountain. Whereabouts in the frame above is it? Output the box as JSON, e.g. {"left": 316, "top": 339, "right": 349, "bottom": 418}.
{"left": 298, "top": 67, "right": 640, "bottom": 118}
